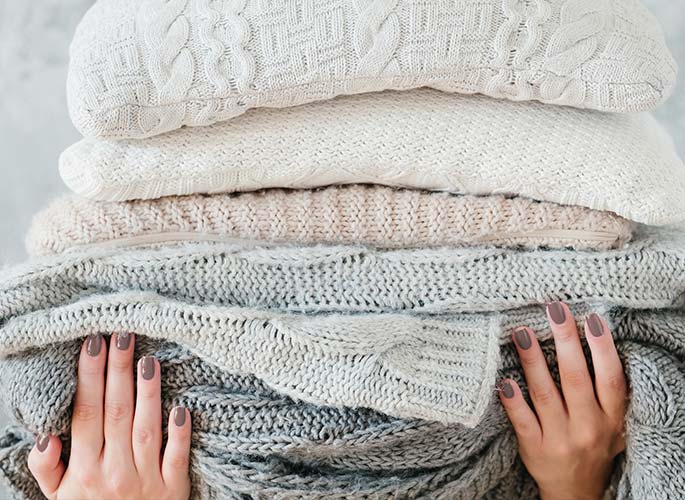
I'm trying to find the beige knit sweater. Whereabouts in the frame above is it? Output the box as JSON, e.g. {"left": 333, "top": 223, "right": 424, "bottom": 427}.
{"left": 26, "top": 185, "right": 633, "bottom": 256}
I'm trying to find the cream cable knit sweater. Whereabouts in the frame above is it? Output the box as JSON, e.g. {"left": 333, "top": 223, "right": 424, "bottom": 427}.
{"left": 59, "top": 91, "right": 685, "bottom": 226}
{"left": 26, "top": 186, "right": 634, "bottom": 256}
{"left": 66, "top": 0, "right": 677, "bottom": 138}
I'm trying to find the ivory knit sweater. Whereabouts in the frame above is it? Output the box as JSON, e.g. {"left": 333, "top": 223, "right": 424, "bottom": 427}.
{"left": 67, "top": 0, "right": 677, "bottom": 138}
{"left": 26, "top": 186, "right": 634, "bottom": 256}
{"left": 59, "top": 91, "right": 685, "bottom": 226}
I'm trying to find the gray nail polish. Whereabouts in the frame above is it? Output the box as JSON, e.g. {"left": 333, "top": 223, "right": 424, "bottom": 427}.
{"left": 36, "top": 434, "right": 49, "bottom": 453}
{"left": 86, "top": 334, "right": 102, "bottom": 357}
{"left": 500, "top": 381, "right": 515, "bottom": 399}
{"left": 547, "top": 302, "right": 566, "bottom": 325}
{"left": 174, "top": 407, "right": 186, "bottom": 427}
{"left": 513, "top": 327, "right": 532, "bottom": 350}
{"left": 588, "top": 313, "right": 605, "bottom": 337}
{"left": 141, "top": 356, "right": 156, "bottom": 380}
{"left": 116, "top": 332, "right": 131, "bottom": 350}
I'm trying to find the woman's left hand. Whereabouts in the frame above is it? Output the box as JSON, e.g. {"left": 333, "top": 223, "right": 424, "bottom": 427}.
{"left": 499, "top": 302, "right": 628, "bottom": 500}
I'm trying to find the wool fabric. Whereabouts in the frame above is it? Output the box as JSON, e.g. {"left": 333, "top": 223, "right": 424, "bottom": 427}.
{"left": 25, "top": 186, "right": 635, "bottom": 256}
{"left": 4, "top": 227, "right": 685, "bottom": 320}
{"left": 66, "top": 0, "right": 677, "bottom": 138}
{"left": 59, "top": 91, "right": 685, "bottom": 226}
{"left": 0, "top": 291, "right": 502, "bottom": 425}
{"left": 0, "top": 306, "right": 683, "bottom": 499}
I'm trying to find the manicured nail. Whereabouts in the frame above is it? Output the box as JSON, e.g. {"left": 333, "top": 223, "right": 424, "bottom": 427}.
{"left": 547, "top": 302, "right": 566, "bottom": 325}
{"left": 141, "top": 356, "right": 156, "bottom": 380}
{"left": 116, "top": 332, "right": 131, "bottom": 350}
{"left": 587, "top": 313, "right": 605, "bottom": 337}
{"left": 174, "top": 407, "right": 186, "bottom": 427}
{"left": 36, "top": 434, "right": 50, "bottom": 453}
{"left": 86, "top": 334, "right": 102, "bottom": 357}
{"left": 513, "top": 327, "right": 532, "bottom": 350}
{"left": 500, "top": 381, "right": 515, "bottom": 399}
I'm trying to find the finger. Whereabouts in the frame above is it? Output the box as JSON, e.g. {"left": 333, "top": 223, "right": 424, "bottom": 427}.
{"left": 546, "top": 302, "right": 596, "bottom": 413}
{"left": 162, "top": 406, "right": 192, "bottom": 495}
{"left": 103, "top": 333, "right": 136, "bottom": 464}
{"left": 71, "top": 334, "right": 107, "bottom": 462}
{"left": 132, "top": 356, "right": 163, "bottom": 479}
{"left": 511, "top": 326, "right": 566, "bottom": 432}
{"left": 585, "top": 313, "right": 628, "bottom": 421}
{"left": 498, "top": 379, "right": 542, "bottom": 446}
{"left": 27, "top": 434, "right": 65, "bottom": 500}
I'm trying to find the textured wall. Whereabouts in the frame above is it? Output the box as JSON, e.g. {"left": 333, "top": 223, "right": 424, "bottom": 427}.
{"left": 0, "top": 0, "right": 683, "bottom": 492}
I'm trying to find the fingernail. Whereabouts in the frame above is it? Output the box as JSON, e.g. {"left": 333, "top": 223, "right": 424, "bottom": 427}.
{"left": 513, "top": 327, "right": 532, "bottom": 350}
{"left": 587, "top": 313, "right": 605, "bottom": 337}
{"left": 547, "top": 302, "right": 566, "bottom": 325}
{"left": 500, "top": 381, "right": 515, "bottom": 399}
{"left": 86, "top": 334, "right": 102, "bottom": 357}
{"left": 116, "top": 332, "right": 131, "bottom": 350}
{"left": 141, "top": 356, "right": 155, "bottom": 380}
{"left": 174, "top": 407, "right": 186, "bottom": 427}
{"left": 36, "top": 434, "right": 50, "bottom": 453}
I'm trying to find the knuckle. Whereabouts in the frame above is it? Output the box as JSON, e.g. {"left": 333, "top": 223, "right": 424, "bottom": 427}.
{"left": 166, "top": 454, "right": 190, "bottom": 471}
{"left": 72, "top": 402, "right": 100, "bottom": 422}
{"left": 604, "top": 372, "right": 627, "bottom": 393}
{"left": 562, "top": 369, "right": 589, "bottom": 389}
{"left": 531, "top": 386, "right": 557, "bottom": 406}
{"left": 106, "top": 472, "right": 132, "bottom": 496}
{"left": 133, "top": 426, "right": 156, "bottom": 446}
{"left": 108, "top": 356, "right": 132, "bottom": 374}
{"left": 555, "top": 327, "right": 576, "bottom": 343}
{"left": 104, "top": 401, "right": 131, "bottom": 423}
{"left": 575, "top": 429, "right": 602, "bottom": 450}
{"left": 137, "top": 386, "right": 159, "bottom": 402}
{"left": 78, "top": 365, "right": 102, "bottom": 378}
{"left": 512, "top": 417, "right": 537, "bottom": 438}
{"left": 519, "top": 353, "right": 544, "bottom": 369}
{"left": 76, "top": 468, "right": 98, "bottom": 489}
{"left": 550, "top": 442, "right": 572, "bottom": 459}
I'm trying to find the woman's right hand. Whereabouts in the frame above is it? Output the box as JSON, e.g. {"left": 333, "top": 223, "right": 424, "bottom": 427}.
{"left": 28, "top": 333, "right": 192, "bottom": 500}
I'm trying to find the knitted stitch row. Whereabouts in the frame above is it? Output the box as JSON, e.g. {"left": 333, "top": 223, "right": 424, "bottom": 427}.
{"left": 0, "top": 291, "right": 501, "bottom": 425}
{"left": 0, "top": 307, "right": 682, "bottom": 499}
{"left": 59, "top": 90, "right": 685, "bottom": 226}
{"left": 3, "top": 227, "right": 684, "bottom": 318}
{"left": 67, "top": 0, "right": 677, "bottom": 138}
{"left": 25, "top": 186, "right": 634, "bottom": 256}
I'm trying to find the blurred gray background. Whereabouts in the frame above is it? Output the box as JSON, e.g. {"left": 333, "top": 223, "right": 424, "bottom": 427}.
{"left": 0, "top": 0, "right": 683, "bottom": 496}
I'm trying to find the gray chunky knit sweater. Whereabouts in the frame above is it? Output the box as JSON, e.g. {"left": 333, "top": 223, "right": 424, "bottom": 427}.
{"left": 0, "top": 307, "right": 683, "bottom": 499}
{"left": 0, "top": 226, "right": 683, "bottom": 498}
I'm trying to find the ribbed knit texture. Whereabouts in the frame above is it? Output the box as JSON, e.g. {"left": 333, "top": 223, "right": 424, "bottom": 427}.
{"left": 25, "top": 186, "right": 635, "bottom": 256}
{"left": 4, "top": 227, "right": 684, "bottom": 320}
{"left": 0, "top": 306, "right": 682, "bottom": 499}
{"left": 66, "top": 0, "right": 677, "bottom": 138}
{"left": 59, "top": 91, "right": 685, "bottom": 226}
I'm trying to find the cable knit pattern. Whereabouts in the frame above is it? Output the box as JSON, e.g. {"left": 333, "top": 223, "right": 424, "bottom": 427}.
{"left": 353, "top": 0, "right": 400, "bottom": 78}
{"left": 0, "top": 291, "right": 502, "bottom": 425}
{"left": 59, "top": 90, "right": 685, "bottom": 225}
{"left": 3, "top": 226, "right": 685, "bottom": 318}
{"left": 24, "top": 186, "right": 635, "bottom": 256}
{"left": 66, "top": 0, "right": 677, "bottom": 138}
{"left": 0, "top": 304, "right": 682, "bottom": 498}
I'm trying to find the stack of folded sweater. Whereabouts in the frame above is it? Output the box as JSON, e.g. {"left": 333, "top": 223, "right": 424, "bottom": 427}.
{"left": 1, "top": 1, "right": 685, "bottom": 498}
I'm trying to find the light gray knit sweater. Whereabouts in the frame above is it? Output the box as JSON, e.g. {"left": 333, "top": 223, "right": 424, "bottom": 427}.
{"left": 0, "top": 226, "right": 683, "bottom": 498}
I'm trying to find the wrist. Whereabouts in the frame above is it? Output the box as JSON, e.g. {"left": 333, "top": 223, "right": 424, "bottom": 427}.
{"left": 538, "top": 485, "right": 606, "bottom": 500}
